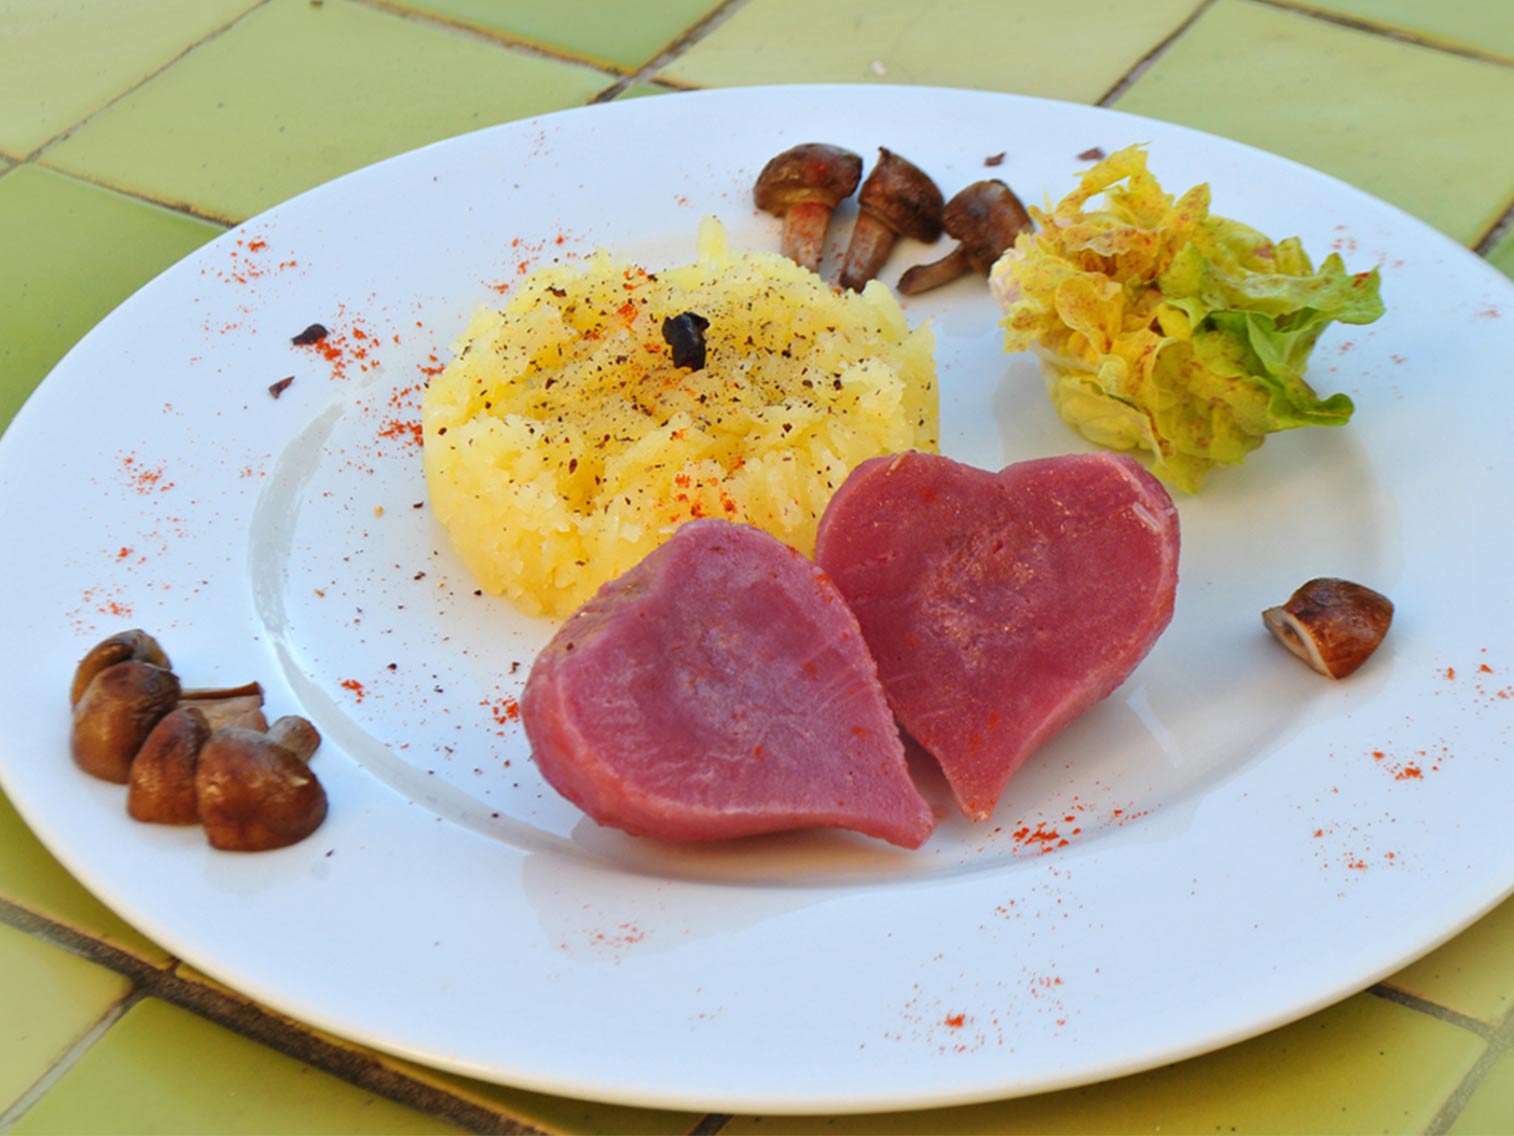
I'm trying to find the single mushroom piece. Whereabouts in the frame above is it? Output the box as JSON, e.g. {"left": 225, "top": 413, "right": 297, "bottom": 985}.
{"left": 1262, "top": 578, "right": 1394, "bottom": 678}
{"left": 195, "top": 716, "right": 326, "bottom": 852}
{"left": 70, "top": 629, "right": 171, "bottom": 706}
{"left": 128, "top": 706, "right": 211, "bottom": 825}
{"left": 71, "top": 660, "right": 182, "bottom": 783}
{"left": 753, "top": 143, "right": 863, "bottom": 273}
{"left": 897, "top": 179, "right": 1033, "bottom": 295}
{"left": 179, "top": 681, "right": 268, "bottom": 733}
{"left": 838, "top": 148, "right": 944, "bottom": 292}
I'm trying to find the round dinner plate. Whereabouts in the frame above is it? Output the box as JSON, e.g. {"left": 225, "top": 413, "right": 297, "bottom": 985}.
{"left": 2, "top": 86, "right": 1512, "bottom": 1114}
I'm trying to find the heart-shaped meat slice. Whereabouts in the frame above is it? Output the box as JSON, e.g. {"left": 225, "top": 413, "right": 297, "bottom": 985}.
{"left": 522, "top": 519, "right": 936, "bottom": 848}
{"left": 814, "top": 451, "right": 1179, "bottom": 820}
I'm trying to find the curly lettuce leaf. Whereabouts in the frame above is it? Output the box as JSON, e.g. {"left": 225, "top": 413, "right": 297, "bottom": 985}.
{"left": 991, "top": 145, "right": 1384, "bottom": 492}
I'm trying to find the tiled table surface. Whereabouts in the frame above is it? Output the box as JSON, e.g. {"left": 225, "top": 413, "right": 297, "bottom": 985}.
{"left": 2, "top": 1, "right": 1512, "bottom": 1133}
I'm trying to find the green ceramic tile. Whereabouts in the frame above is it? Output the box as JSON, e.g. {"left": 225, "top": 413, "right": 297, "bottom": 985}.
{"left": 1487, "top": 225, "right": 1514, "bottom": 280}
{"left": 656, "top": 0, "right": 1204, "bottom": 105}
{"left": 0, "top": 789, "right": 171, "bottom": 967}
{"left": 379, "top": 1057, "right": 703, "bottom": 1136}
{"left": 8, "top": 998, "right": 467, "bottom": 1135}
{"left": 1382, "top": 895, "right": 1514, "bottom": 1026}
{"left": 1451, "top": 1048, "right": 1514, "bottom": 1135}
{"left": 1111, "top": 0, "right": 1514, "bottom": 247}
{"left": 167, "top": 961, "right": 697, "bottom": 1135}
{"left": 0, "top": 922, "right": 131, "bottom": 1113}
{"left": 42, "top": 0, "right": 613, "bottom": 225}
{"left": 386, "top": 0, "right": 722, "bottom": 72}
{"left": 0, "top": 0, "right": 257, "bottom": 158}
{"left": 0, "top": 165, "right": 222, "bottom": 434}
{"left": 723, "top": 993, "right": 1483, "bottom": 1134}
{"left": 1283, "top": 0, "right": 1514, "bottom": 63}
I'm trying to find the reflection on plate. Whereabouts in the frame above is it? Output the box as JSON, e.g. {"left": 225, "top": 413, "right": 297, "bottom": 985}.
{"left": 1, "top": 86, "right": 1512, "bottom": 1113}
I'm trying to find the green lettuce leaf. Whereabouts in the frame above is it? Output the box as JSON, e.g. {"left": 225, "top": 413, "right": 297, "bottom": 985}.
{"left": 991, "top": 145, "right": 1385, "bottom": 492}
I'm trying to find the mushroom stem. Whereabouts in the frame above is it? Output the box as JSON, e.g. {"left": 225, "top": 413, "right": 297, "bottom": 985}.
{"left": 779, "top": 200, "right": 836, "bottom": 273}
{"left": 179, "top": 681, "right": 266, "bottom": 732}
{"left": 267, "top": 715, "right": 321, "bottom": 763}
{"left": 838, "top": 213, "right": 902, "bottom": 293}
{"left": 897, "top": 247, "right": 973, "bottom": 295}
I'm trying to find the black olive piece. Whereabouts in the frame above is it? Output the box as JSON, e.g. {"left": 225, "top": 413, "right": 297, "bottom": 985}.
{"left": 661, "top": 312, "right": 710, "bottom": 371}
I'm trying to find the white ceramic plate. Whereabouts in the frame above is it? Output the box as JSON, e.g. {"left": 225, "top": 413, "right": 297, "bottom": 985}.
{"left": 2, "top": 86, "right": 1512, "bottom": 1114}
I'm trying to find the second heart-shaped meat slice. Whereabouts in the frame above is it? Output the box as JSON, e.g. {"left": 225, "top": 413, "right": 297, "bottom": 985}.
{"left": 814, "top": 451, "right": 1180, "bottom": 820}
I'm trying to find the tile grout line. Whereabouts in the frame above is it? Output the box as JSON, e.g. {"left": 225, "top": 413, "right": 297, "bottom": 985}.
{"left": 21, "top": 163, "right": 241, "bottom": 228}
{"left": 1097, "top": 0, "right": 1513, "bottom": 111}
{"left": 1369, "top": 983, "right": 1512, "bottom": 1135}
{"left": 1096, "top": 0, "right": 1220, "bottom": 106}
{"left": 590, "top": 0, "right": 751, "bottom": 102}
{"left": 1252, "top": 0, "right": 1514, "bottom": 69}
{"left": 1427, "top": 1011, "right": 1514, "bottom": 1134}
{"left": 1369, "top": 983, "right": 1497, "bottom": 1040}
{"left": 687, "top": 1112, "right": 734, "bottom": 1135}
{"left": 1473, "top": 195, "right": 1514, "bottom": 258}
{"left": 0, "top": 989, "right": 145, "bottom": 1133}
{"left": 0, "top": 898, "right": 549, "bottom": 1136}
{"left": 352, "top": 0, "right": 628, "bottom": 84}
{"left": 23, "top": 0, "right": 274, "bottom": 165}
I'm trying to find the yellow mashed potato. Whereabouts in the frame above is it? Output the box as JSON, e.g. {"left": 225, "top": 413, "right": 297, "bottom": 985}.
{"left": 421, "top": 218, "right": 938, "bottom": 618}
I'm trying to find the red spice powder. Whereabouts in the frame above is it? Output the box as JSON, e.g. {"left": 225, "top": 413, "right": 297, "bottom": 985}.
{"left": 207, "top": 234, "right": 298, "bottom": 286}
{"left": 120, "top": 453, "right": 174, "bottom": 495}
{"left": 340, "top": 678, "right": 366, "bottom": 702}
{"left": 377, "top": 418, "right": 423, "bottom": 447}
{"left": 943, "top": 1013, "right": 966, "bottom": 1029}
{"left": 1011, "top": 822, "right": 1068, "bottom": 852}
{"left": 294, "top": 309, "right": 380, "bottom": 381}
{"left": 482, "top": 696, "right": 521, "bottom": 728}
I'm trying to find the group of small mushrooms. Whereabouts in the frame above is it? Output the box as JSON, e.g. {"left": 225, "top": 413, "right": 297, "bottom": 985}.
{"left": 69, "top": 629, "right": 327, "bottom": 851}
{"left": 753, "top": 143, "right": 1034, "bottom": 294}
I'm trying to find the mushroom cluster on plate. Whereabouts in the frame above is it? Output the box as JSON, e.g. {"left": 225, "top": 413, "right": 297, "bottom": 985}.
{"left": 753, "top": 143, "right": 1032, "bottom": 293}
{"left": 69, "top": 630, "right": 327, "bottom": 851}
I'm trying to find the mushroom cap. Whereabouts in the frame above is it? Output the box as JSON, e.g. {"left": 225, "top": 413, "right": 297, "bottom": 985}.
{"left": 70, "top": 629, "right": 170, "bottom": 706}
{"left": 70, "top": 660, "right": 182, "bottom": 783}
{"left": 128, "top": 706, "right": 210, "bottom": 825}
{"left": 1262, "top": 577, "right": 1393, "bottom": 678}
{"left": 856, "top": 148, "right": 944, "bottom": 242}
{"left": 753, "top": 143, "right": 863, "bottom": 213}
{"left": 196, "top": 726, "right": 327, "bottom": 852}
{"left": 942, "top": 179, "right": 1033, "bottom": 272}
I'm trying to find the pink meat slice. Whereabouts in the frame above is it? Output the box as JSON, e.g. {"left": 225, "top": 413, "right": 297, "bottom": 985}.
{"left": 814, "top": 451, "right": 1180, "bottom": 820}
{"left": 521, "top": 518, "right": 936, "bottom": 848}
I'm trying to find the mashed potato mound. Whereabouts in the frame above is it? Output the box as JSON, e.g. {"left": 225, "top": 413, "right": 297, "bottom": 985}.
{"left": 422, "top": 218, "right": 938, "bottom": 618}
